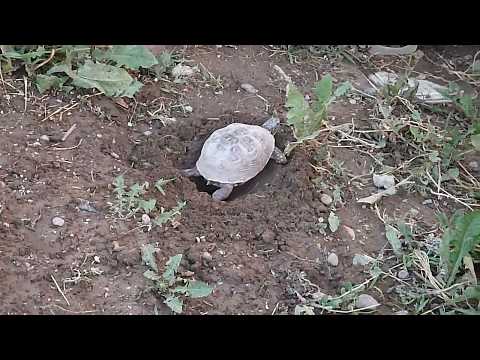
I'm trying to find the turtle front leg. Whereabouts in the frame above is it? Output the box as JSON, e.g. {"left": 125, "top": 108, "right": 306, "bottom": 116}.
{"left": 212, "top": 183, "right": 234, "bottom": 201}
{"left": 181, "top": 166, "right": 201, "bottom": 177}
{"left": 271, "top": 146, "right": 287, "bottom": 164}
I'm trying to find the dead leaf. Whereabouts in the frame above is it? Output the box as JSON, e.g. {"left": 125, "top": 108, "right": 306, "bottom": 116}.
{"left": 115, "top": 98, "right": 129, "bottom": 109}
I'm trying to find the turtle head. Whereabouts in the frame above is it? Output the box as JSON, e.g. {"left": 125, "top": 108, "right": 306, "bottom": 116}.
{"left": 261, "top": 116, "right": 280, "bottom": 133}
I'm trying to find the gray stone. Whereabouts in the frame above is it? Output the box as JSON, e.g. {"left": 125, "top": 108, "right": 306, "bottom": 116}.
{"left": 397, "top": 270, "right": 409, "bottom": 279}
{"left": 356, "top": 294, "right": 380, "bottom": 309}
{"left": 327, "top": 252, "right": 339, "bottom": 266}
{"left": 241, "top": 83, "right": 258, "bottom": 94}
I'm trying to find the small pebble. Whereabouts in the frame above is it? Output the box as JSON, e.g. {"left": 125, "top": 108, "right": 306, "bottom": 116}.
{"left": 327, "top": 252, "right": 339, "bottom": 266}
{"left": 40, "top": 135, "right": 50, "bottom": 142}
{"left": 51, "top": 217, "right": 65, "bottom": 227}
{"left": 142, "top": 214, "right": 151, "bottom": 225}
{"left": 397, "top": 270, "right": 409, "bottom": 279}
{"left": 422, "top": 199, "right": 433, "bottom": 205}
{"left": 202, "top": 251, "right": 213, "bottom": 262}
{"left": 96, "top": 134, "right": 103, "bottom": 138}
{"left": 112, "top": 241, "right": 122, "bottom": 252}
{"left": 373, "top": 174, "right": 395, "bottom": 189}
{"left": 241, "top": 83, "right": 258, "bottom": 94}
{"left": 349, "top": 99, "right": 357, "bottom": 105}
{"left": 395, "top": 310, "right": 409, "bottom": 315}
{"left": 320, "top": 193, "right": 333, "bottom": 206}
{"left": 356, "top": 294, "right": 380, "bottom": 309}
{"left": 184, "top": 105, "right": 193, "bottom": 112}
{"left": 0, "top": 181, "right": 5, "bottom": 188}
{"left": 143, "top": 130, "right": 152, "bottom": 136}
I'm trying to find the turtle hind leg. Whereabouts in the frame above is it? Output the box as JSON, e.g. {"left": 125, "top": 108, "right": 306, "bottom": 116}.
{"left": 181, "top": 166, "right": 201, "bottom": 177}
{"left": 212, "top": 183, "right": 234, "bottom": 201}
{"left": 271, "top": 146, "right": 287, "bottom": 164}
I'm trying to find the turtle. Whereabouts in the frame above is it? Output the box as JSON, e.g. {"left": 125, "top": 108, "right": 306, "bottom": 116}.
{"left": 181, "top": 117, "right": 287, "bottom": 201}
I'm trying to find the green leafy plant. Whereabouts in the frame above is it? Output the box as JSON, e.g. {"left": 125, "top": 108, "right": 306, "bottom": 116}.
{"left": 284, "top": 74, "right": 350, "bottom": 155}
{"left": 155, "top": 178, "right": 176, "bottom": 196}
{"left": 141, "top": 246, "right": 214, "bottom": 314}
{"left": 0, "top": 45, "right": 159, "bottom": 97}
{"left": 111, "top": 175, "right": 155, "bottom": 218}
{"left": 153, "top": 201, "right": 186, "bottom": 226}
{"left": 111, "top": 175, "right": 185, "bottom": 227}
{"left": 440, "top": 210, "right": 480, "bottom": 286}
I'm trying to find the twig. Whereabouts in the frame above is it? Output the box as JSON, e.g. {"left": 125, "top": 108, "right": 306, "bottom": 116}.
{"left": 425, "top": 169, "right": 475, "bottom": 210}
{"left": 34, "top": 48, "right": 56, "bottom": 71}
{"left": 61, "top": 123, "right": 77, "bottom": 142}
{"left": 41, "top": 102, "right": 79, "bottom": 122}
{"left": 51, "top": 274, "right": 70, "bottom": 306}
{"left": 0, "top": 60, "right": 7, "bottom": 97}
{"left": 51, "top": 138, "right": 83, "bottom": 151}
{"left": 273, "top": 64, "right": 292, "bottom": 83}
{"left": 23, "top": 76, "right": 28, "bottom": 113}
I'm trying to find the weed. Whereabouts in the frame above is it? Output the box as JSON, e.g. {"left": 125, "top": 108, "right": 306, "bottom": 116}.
{"left": 284, "top": 74, "right": 350, "bottom": 155}
{"left": 141, "top": 246, "right": 213, "bottom": 314}
{"left": 0, "top": 45, "right": 159, "bottom": 97}
{"left": 110, "top": 175, "right": 185, "bottom": 228}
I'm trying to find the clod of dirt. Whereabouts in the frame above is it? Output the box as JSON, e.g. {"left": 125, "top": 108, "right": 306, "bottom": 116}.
{"left": 373, "top": 174, "right": 395, "bottom": 190}
{"left": 320, "top": 194, "right": 333, "bottom": 206}
{"left": 241, "top": 83, "right": 258, "bottom": 94}
{"left": 51, "top": 217, "right": 65, "bottom": 227}
{"left": 468, "top": 161, "right": 479, "bottom": 172}
{"left": 352, "top": 254, "right": 375, "bottom": 267}
{"left": 356, "top": 294, "right": 380, "bottom": 309}
{"left": 327, "top": 252, "right": 339, "bottom": 267}
{"left": 112, "top": 241, "right": 123, "bottom": 252}
{"left": 77, "top": 199, "right": 98, "bottom": 213}
{"left": 397, "top": 270, "right": 409, "bottom": 279}
{"left": 117, "top": 249, "right": 139, "bottom": 266}
{"left": 202, "top": 251, "right": 213, "bottom": 262}
{"left": 261, "top": 229, "right": 276, "bottom": 243}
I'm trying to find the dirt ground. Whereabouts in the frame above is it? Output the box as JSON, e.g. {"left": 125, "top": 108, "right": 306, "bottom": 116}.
{"left": 0, "top": 45, "right": 478, "bottom": 314}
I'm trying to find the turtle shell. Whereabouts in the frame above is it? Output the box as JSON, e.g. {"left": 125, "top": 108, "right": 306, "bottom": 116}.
{"left": 196, "top": 123, "right": 275, "bottom": 184}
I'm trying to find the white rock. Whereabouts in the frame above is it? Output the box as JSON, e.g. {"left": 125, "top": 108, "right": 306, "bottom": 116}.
{"left": 356, "top": 294, "right": 380, "bottom": 309}
{"left": 40, "top": 135, "right": 50, "bottom": 142}
{"left": 52, "top": 217, "right": 65, "bottom": 227}
{"left": 320, "top": 193, "right": 333, "bottom": 206}
{"left": 327, "top": 253, "right": 339, "bottom": 266}
{"left": 142, "top": 214, "right": 151, "bottom": 225}
{"left": 241, "top": 83, "right": 258, "bottom": 94}
{"left": 184, "top": 105, "right": 193, "bottom": 113}
{"left": 373, "top": 174, "right": 395, "bottom": 189}
{"left": 171, "top": 64, "right": 195, "bottom": 77}
{"left": 395, "top": 310, "right": 408, "bottom": 315}
{"left": 143, "top": 130, "right": 152, "bottom": 136}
